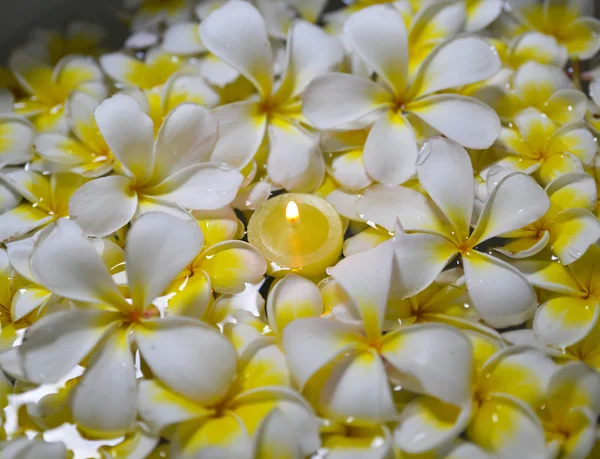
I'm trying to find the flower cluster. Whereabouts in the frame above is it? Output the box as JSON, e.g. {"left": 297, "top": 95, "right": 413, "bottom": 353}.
{"left": 1, "top": 0, "right": 600, "bottom": 458}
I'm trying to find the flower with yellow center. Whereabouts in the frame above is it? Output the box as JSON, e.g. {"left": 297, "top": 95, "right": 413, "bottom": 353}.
{"left": 537, "top": 362, "right": 600, "bottom": 459}
{"left": 498, "top": 172, "right": 600, "bottom": 264}
{"left": 304, "top": 5, "right": 501, "bottom": 185}
{"left": 199, "top": 0, "right": 344, "bottom": 192}
{"left": 67, "top": 94, "right": 243, "bottom": 237}
{"left": 356, "top": 137, "right": 549, "bottom": 327}
{"left": 490, "top": 32, "right": 568, "bottom": 70}
{"left": 0, "top": 171, "right": 87, "bottom": 242}
{"left": 136, "top": 332, "right": 319, "bottom": 459}
{"left": 34, "top": 90, "right": 114, "bottom": 177}
{"left": 495, "top": 61, "right": 587, "bottom": 125}
{"left": 496, "top": 107, "right": 597, "bottom": 185}
{"left": 514, "top": 245, "right": 600, "bottom": 348}
{"left": 17, "top": 214, "right": 228, "bottom": 437}
{"left": 9, "top": 52, "right": 105, "bottom": 133}
{"left": 507, "top": 0, "right": 600, "bottom": 59}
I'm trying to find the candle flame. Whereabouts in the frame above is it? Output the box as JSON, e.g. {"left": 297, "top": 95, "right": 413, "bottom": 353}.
{"left": 286, "top": 201, "right": 299, "bottom": 224}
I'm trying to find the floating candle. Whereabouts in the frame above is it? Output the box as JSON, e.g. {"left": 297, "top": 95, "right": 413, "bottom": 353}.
{"left": 248, "top": 193, "right": 344, "bottom": 278}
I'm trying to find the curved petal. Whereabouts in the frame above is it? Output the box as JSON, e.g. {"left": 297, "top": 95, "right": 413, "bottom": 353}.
{"left": 495, "top": 231, "right": 549, "bottom": 259}
{"left": 11, "top": 285, "right": 51, "bottom": 321}
{"left": 30, "top": 218, "right": 127, "bottom": 307}
{"left": 162, "top": 22, "right": 205, "bottom": 55}
{"left": 363, "top": 110, "right": 417, "bottom": 185}
{"left": 94, "top": 94, "right": 155, "bottom": 183}
{"left": 200, "top": 240, "right": 267, "bottom": 294}
{"left": 18, "top": 309, "right": 121, "bottom": 384}
{"left": 545, "top": 89, "right": 588, "bottom": 125}
{"left": 407, "top": 95, "right": 500, "bottom": 149}
{"left": 0, "top": 205, "right": 52, "bottom": 243}
{"left": 463, "top": 251, "right": 536, "bottom": 328}
{"left": 209, "top": 101, "right": 266, "bottom": 169}
{"left": 417, "top": 137, "right": 473, "bottom": 238}
{"left": 381, "top": 323, "right": 473, "bottom": 406}
{"left": 0, "top": 116, "right": 34, "bottom": 168}
{"left": 199, "top": 0, "right": 273, "bottom": 97}
{"left": 546, "top": 172, "right": 597, "bottom": 211}
{"left": 466, "top": 0, "right": 503, "bottom": 30}
{"left": 68, "top": 175, "right": 138, "bottom": 237}
{"left": 539, "top": 152, "right": 583, "bottom": 186}
{"left": 548, "top": 361, "right": 600, "bottom": 416}
{"left": 564, "top": 17, "right": 600, "bottom": 59}
{"left": 330, "top": 149, "right": 371, "bottom": 191}
{"left": 135, "top": 316, "right": 237, "bottom": 405}
{"left": 321, "top": 350, "right": 396, "bottom": 424}
{"left": 147, "top": 163, "right": 243, "bottom": 210}
{"left": 534, "top": 296, "right": 597, "bottom": 347}
{"left": 343, "top": 228, "right": 391, "bottom": 257}
{"left": 343, "top": 4, "right": 408, "bottom": 96}
{"left": 511, "top": 259, "right": 582, "bottom": 295}
{"left": 54, "top": 55, "right": 103, "bottom": 90}
{"left": 549, "top": 208, "right": 600, "bottom": 265}
{"left": 511, "top": 32, "right": 568, "bottom": 67}
{"left": 99, "top": 52, "right": 150, "bottom": 88}
{"left": 71, "top": 327, "right": 136, "bottom": 436}
{"left": 126, "top": 212, "right": 204, "bottom": 309}
{"left": 513, "top": 61, "right": 571, "bottom": 103}
{"left": 411, "top": 36, "right": 501, "bottom": 98}
{"left": 163, "top": 72, "right": 220, "bottom": 111}
{"left": 471, "top": 173, "right": 550, "bottom": 244}
{"left": 302, "top": 74, "right": 391, "bottom": 130}
{"left": 5, "top": 234, "right": 37, "bottom": 282}
{"left": 266, "top": 274, "right": 323, "bottom": 335}
{"left": 281, "top": 318, "right": 363, "bottom": 390}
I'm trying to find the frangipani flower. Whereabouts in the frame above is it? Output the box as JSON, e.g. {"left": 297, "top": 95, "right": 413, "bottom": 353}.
{"left": 496, "top": 107, "right": 597, "bottom": 186}
{"left": 304, "top": 5, "right": 501, "bottom": 185}
{"left": 16, "top": 214, "right": 231, "bottom": 436}
{"left": 34, "top": 90, "right": 114, "bottom": 177}
{"left": 495, "top": 61, "right": 587, "bottom": 124}
{"left": 357, "top": 137, "right": 550, "bottom": 326}
{"left": 199, "top": 0, "right": 344, "bottom": 191}
{"left": 9, "top": 51, "right": 105, "bottom": 132}
{"left": 508, "top": 0, "right": 600, "bottom": 59}
{"left": 538, "top": 362, "right": 600, "bottom": 458}
{"left": 491, "top": 32, "right": 568, "bottom": 69}
{"left": 0, "top": 171, "right": 87, "bottom": 242}
{"left": 514, "top": 245, "right": 600, "bottom": 347}
{"left": 68, "top": 94, "right": 243, "bottom": 237}
{"left": 0, "top": 116, "right": 34, "bottom": 169}
{"left": 137, "top": 338, "right": 319, "bottom": 459}
{"left": 498, "top": 172, "right": 600, "bottom": 264}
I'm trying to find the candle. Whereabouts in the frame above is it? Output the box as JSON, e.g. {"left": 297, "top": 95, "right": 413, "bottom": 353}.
{"left": 248, "top": 193, "right": 344, "bottom": 278}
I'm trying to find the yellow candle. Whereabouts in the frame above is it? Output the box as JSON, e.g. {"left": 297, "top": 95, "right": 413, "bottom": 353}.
{"left": 248, "top": 193, "right": 344, "bottom": 278}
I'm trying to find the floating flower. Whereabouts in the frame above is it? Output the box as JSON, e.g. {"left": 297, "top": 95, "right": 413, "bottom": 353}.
{"left": 8, "top": 52, "right": 105, "bottom": 132}
{"left": 303, "top": 5, "right": 501, "bottom": 185}
{"left": 68, "top": 94, "right": 243, "bottom": 236}
{"left": 357, "top": 137, "right": 549, "bottom": 326}
{"left": 199, "top": 0, "right": 344, "bottom": 191}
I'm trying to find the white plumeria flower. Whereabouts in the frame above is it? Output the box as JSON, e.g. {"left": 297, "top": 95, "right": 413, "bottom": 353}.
{"left": 539, "top": 362, "right": 600, "bottom": 459}
{"left": 283, "top": 240, "right": 473, "bottom": 429}
{"left": 495, "top": 107, "right": 597, "bottom": 186}
{"left": 34, "top": 90, "right": 115, "bottom": 178}
{"left": 303, "top": 5, "right": 501, "bottom": 185}
{"left": 68, "top": 94, "right": 243, "bottom": 237}
{"left": 507, "top": 0, "right": 600, "bottom": 59}
{"left": 514, "top": 244, "right": 600, "bottom": 348}
{"left": 137, "top": 337, "right": 319, "bottom": 458}
{"left": 199, "top": 0, "right": 344, "bottom": 192}
{"left": 16, "top": 213, "right": 237, "bottom": 437}
{"left": 496, "top": 61, "right": 588, "bottom": 124}
{"left": 9, "top": 51, "right": 105, "bottom": 133}
{"left": 0, "top": 171, "right": 87, "bottom": 242}
{"left": 491, "top": 32, "right": 568, "bottom": 69}
{"left": 498, "top": 172, "right": 600, "bottom": 265}
{"left": 357, "top": 137, "right": 550, "bottom": 327}
{"left": 0, "top": 116, "right": 34, "bottom": 170}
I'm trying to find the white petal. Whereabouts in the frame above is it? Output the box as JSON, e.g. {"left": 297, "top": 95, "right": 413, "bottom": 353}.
{"left": 267, "top": 120, "right": 324, "bottom": 192}
{"left": 94, "top": 94, "right": 155, "bottom": 183}
{"left": 463, "top": 251, "right": 536, "bottom": 327}
{"left": 344, "top": 4, "right": 408, "bottom": 96}
{"left": 381, "top": 323, "right": 472, "bottom": 405}
{"left": 209, "top": 101, "right": 266, "bottom": 169}
{"left": 303, "top": 74, "right": 391, "bottom": 130}
{"left": 30, "top": 219, "right": 127, "bottom": 307}
{"left": 71, "top": 327, "right": 136, "bottom": 436}
{"left": 162, "top": 22, "right": 205, "bottom": 55}
{"left": 126, "top": 212, "right": 203, "bottom": 309}
{"left": 147, "top": 163, "right": 243, "bottom": 210}
{"left": 18, "top": 309, "right": 120, "bottom": 384}
{"left": 412, "top": 36, "right": 501, "bottom": 98}
{"left": 363, "top": 110, "right": 417, "bottom": 185}
{"left": 69, "top": 175, "right": 138, "bottom": 237}
{"left": 199, "top": 0, "right": 273, "bottom": 97}
{"left": 5, "top": 234, "right": 36, "bottom": 282}
{"left": 546, "top": 172, "right": 597, "bottom": 212}
{"left": 11, "top": 286, "right": 51, "bottom": 321}
{"left": 550, "top": 208, "right": 600, "bottom": 265}
{"left": 163, "top": 71, "right": 220, "bottom": 110}
{"left": 466, "top": 0, "right": 503, "bottom": 30}
{"left": 417, "top": 137, "right": 474, "bottom": 238}
{"left": 408, "top": 94, "right": 500, "bottom": 149}
{"left": 513, "top": 61, "right": 570, "bottom": 98}
{"left": 533, "top": 296, "right": 598, "bottom": 347}
{"left": 548, "top": 361, "right": 600, "bottom": 416}
{"left": 0, "top": 206, "right": 52, "bottom": 243}
{"left": 135, "top": 317, "right": 237, "bottom": 405}
{"left": 0, "top": 116, "right": 34, "bottom": 168}
{"left": 471, "top": 173, "right": 550, "bottom": 243}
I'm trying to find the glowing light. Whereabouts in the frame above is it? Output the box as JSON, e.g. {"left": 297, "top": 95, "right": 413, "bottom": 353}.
{"left": 286, "top": 201, "right": 299, "bottom": 224}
